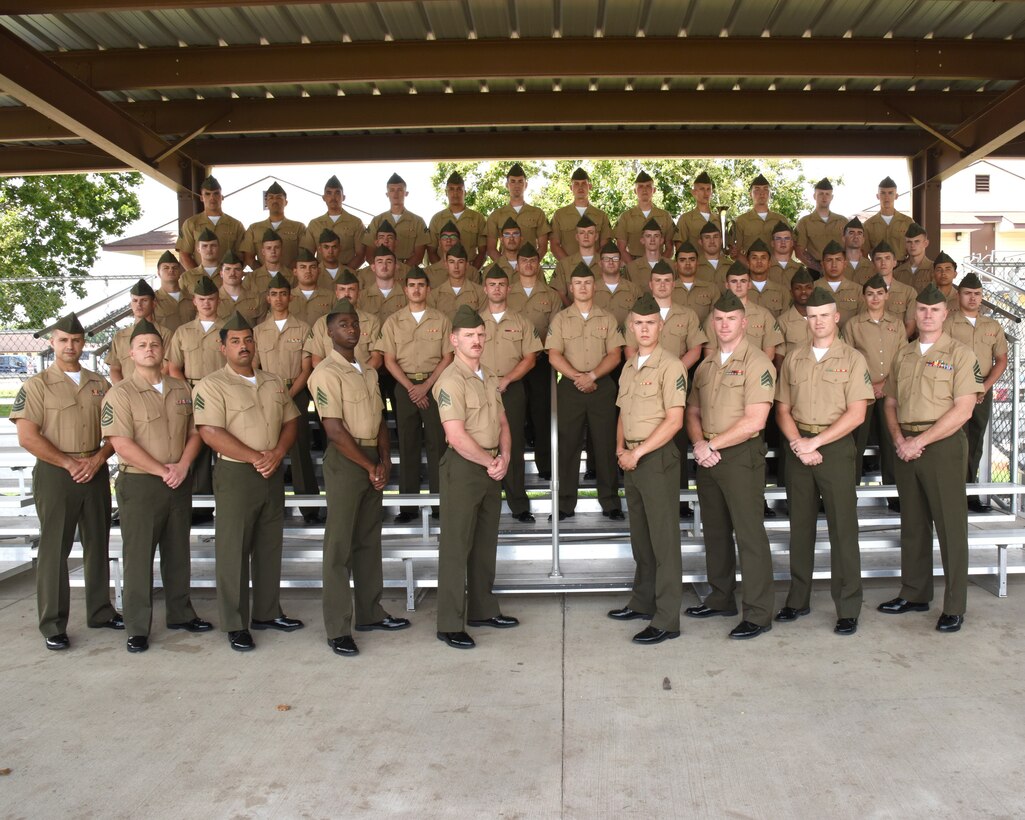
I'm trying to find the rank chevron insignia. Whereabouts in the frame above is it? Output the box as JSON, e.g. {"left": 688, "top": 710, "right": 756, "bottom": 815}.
{"left": 973, "top": 361, "right": 983, "bottom": 384}
{"left": 760, "top": 370, "right": 772, "bottom": 388}
{"left": 675, "top": 374, "right": 686, "bottom": 391}
{"left": 316, "top": 386, "right": 328, "bottom": 406}
{"left": 864, "top": 370, "right": 872, "bottom": 385}
{"left": 438, "top": 389, "right": 452, "bottom": 408}
{"left": 193, "top": 394, "right": 205, "bottom": 411}
{"left": 11, "top": 388, "right": 25, "bottom": 412}
{"left": 100, "top": 403, "right": 113, "bottom": 426}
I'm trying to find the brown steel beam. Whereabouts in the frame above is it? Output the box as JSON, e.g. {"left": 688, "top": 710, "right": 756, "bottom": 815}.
{"left": 929, "top": 79, "right": 1025, "bottom": 182}
{"left": 0, "top": 26, "right": 197, "bottom": 192}
{"left": 911, "top": 151, "right": 942, "bottom": 249}
{"left": 0, "top": 91, "right": 998, "bottom": 143}
{"left": 47, "top": 38, "right": 1025, "bottom": 92}
{"left": 0, "top": 0, "right": 402, "bottom": 10}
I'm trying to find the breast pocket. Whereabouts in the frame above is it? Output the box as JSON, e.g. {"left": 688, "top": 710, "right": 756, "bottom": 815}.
{"left": 922, "top": 367, "right": 953, "bottom": 403}
{"left": 43, "top": 392, "right": 78, "bottom": 413}
{"left": 225, "top": 393, "right": 258, "bottom": 432}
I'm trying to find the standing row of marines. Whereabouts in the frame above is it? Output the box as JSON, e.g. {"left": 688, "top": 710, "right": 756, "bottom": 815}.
{"left": 11, "top": 165, "right": 1007, "bottom": 652}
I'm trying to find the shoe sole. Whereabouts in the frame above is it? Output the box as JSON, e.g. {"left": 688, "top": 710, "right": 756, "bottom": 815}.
{"left": 126, "top": 644, "right": 149, "bottom": 653}
{"left": 251, "top": 623, "right": 303, "bottom": 632}
{"left": 632, "top": 632, "right": 681, "bottom": 644}
{"left": 167, "top": 624, "right": 213, "bottom": 633}
{"left": 45, "top": 642, "right": 69, "bottom": 651}
{"left": 436, "top": 634, "right": 475, "bottom": 649}
{"left": 685, "top": 609, "right": 739, "bottom": 619}
{"left": 774, "top": 608, "right": 811, "bottom": 622}
{"left": 354, "top": 623, "right": 411, "bottom": 632}
{"left": 330, "top": 647, "right": 360, "bottom": 656}
{"left": 88, "top": 623, "right": 125, "bottom": 630}
{"left": 229, "top": 642, "right": 255, "bottom": 652}
{"left": 729, "top": 626, "right": 771, "bottom": 639}
{"left": 877, "top": 605, "right": 929, "bottom": 614}
{"left": 607, "top": 613, "right": 653, "bottom": 621}
{"left": 834, "top": 627, "right": 858, "bottom": 636}
{"left": 466, "top": 620, "right": 519, "bottom": 629}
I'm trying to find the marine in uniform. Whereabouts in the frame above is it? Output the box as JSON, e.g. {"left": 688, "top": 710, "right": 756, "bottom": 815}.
{"left": 701, "top": 264, "right": 784, "bottom": 363}
{"left": 491, "top": 217, "right": 524, "bottom": 280}
{"left": 240, "top": 181, "right": 306, "bottom": 270}
{"left": 104, "top": 279, "right": 172, "bottom": 383}
{"left": 308, "top": 299, "right": 410, "bottom": 657}
{"left": 776, "top": 267, "right": 816, "bottom": 356}
{"left": 180, "top": 228, "right": 224, "bottom": 295}
{"left": 594, "top": 240, "right": 642, "bottom": 325}
{"left": 248, "top": 228, "right": 296, "bottom": 294}
{"left": 428, "top": 172, "right": 487, "bottom": 268}
{"left": 312, "top": 229, "right": 348, "bottom": 291}
{"left": 863, "top": 176, "right": 914, "bottom": 258}
{"left": 507, "top": 241, "right": 561, "bottom": 481}
{"left": 253, "top": 273, "right": 319, "bottom": 523}
{"left": 479, "top": 265, "right": 542, "bottom": 522}
{"left": 299, "top": 175, "right": 366, "bottom": 270}
{"left": 694, "top": 222, "right": 734, "bottom": 285}
{"left": 607, "top": 294, "right": 687, "bottom": 644}
{"left": 549, "top": 167, "right": 612, "bottom": 259}
{"left": 427, "top": 221, "right": 480, "bottom": 286}
{"left": 375, "top": 268, "right": 454, "bottom": 522}
{"left": 878, "top": 284, "right": 984, "bottom": 632}
{"left": 894, "top": 223, "right": 934, "bottom": 292}
{"left": 176, "top": 175, "right": 245, "bottom": 271}
{"left": 929, "top": 251, "right": 961, "bottom": 310}
{"left": 359, "top": 246, "right": 409, "bottom": 325}
{"left": 870, "top": 241, "right": 917, "bottom": 337}
{"left": 11, "top": 313, "right": 121, "bottom": 650}
{"left": 614, "top": 171, "right": 675, "bottom": 263}
{"left": 434, "top": 305, "right": 518, "bottom": 650}
{"left": 676, "top": 171, "right": 722, "bottom": 251}
{"left": 766, "top": 221, "right": 801, "bottom": 287}
{"left": 166, "top": 276, "right": 225, "bottom": 511}
{"left": 550, "top": 215, "right": 603, "bottom": 306}
{"left": 304, "top": 271, "right": 383, "bottom": 371}
{"left": 746, "top": 239, "right": 792, "bottom": 318}
{"left": 102, "top": 319, "right": 211, "bottom": 653}
{"left": 288, "top": 248, "right": 334, "bottom": 326}
{"left": 794, "top": 178, "right": 847, "bottom": 273}
{"left": 153, "top": 250, "right": 195, "bottom": 333}
{"left": 361, "top": 173, "right": 430, "bottom": 268}
{"left": 624, "top": 218, "right": 675, "bottom": 291}
{"left": 670, "top": 250, "right": 717, "bottom": 324}
{"left": 216, "top": 251, "right": 268, "bottom": 325}
{"left": 775, "top": 288, "right": 873, "bottom": 635}
{"left": 357, "top": 221, "right": 411, "bottom": 287}
{"left": 731, "top": 174, "right": 787, "bottom": 263}
{"left": 427, "top": 243, "right": 487, "bottom": 318}
{"left": 815, "top": 240, "right": 864, "bottom": 327}
{"left": 545, "top": 263, "right": 625, "bottom": 519}
{"left": 944, "top": 271, "right": 1008, "bottom": 512}
{"left": 193, "top": 312, "right": 303, "bottom": 651}
{"left": 485, "top": 163, "right": 551, "bottom": 262}
{"left": 684, "top": 291, "right": 777, "bottom": 639}
{"left": 843, "top": 274, "right": 907, "bottom": 495}
{"left": 842, "top": 217, "right": 875, "bottom": 285}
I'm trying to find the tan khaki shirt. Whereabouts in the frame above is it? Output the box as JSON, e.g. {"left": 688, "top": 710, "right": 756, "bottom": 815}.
{"left": 249, "top": 266, "right": 297, "bottom": 293}
{"left": 300, "top": 210, "right": 366, "bottom": 266}
{"left": 593, "top": 278, "right": 643, "bottom": 327}
{"left": 847, "top": 258, "right": 876, "bottom": 286}
{"left": 614, "top": 206, "right": 676, "bottom": 258}
{"left": 624, "top": 257, "right": 674, "bottom": 292}
{"left": 616, "top": 345, "right": 687, "bottom": 442}
{"left": 288, "top": 287, "right": 335, "bottom": 326}
{"left": 428, "top": 279, "right": 487, "bottom": 318}
{"left": 426, "top": 261, "right": 481, "bottom": 288}
{"left": 434, "top": 357, "right": 504, "bottom": 450}
{"left": 777, "top": 307, "right": 812, "bottom": 356}
{"left": 507, "top": 279, "right": 561, "bottom": 340}
{"left": 166, "top": 318, "right": 225, "bottom": 383}
{"left": 252, "top": 314, "right": 310, "bottom": 382}
{"left": 733, "top": 209, "right": 787, "bottom": 255}
{"left": 883, "top": 277, "right": 918, "bottom": 324}
{"left": 216, "top": 280, "right": 268, "bottom": 325}
{"left": 795, "top": 211, "right": 847, "bottom": 261}
{"left": 361, "top": 210, "right": 430, "bottom": 260}
{"left": 550, "top": 204, "right": 612, "bottom": 257}
{"left": 695, "top": 256, "right": 734, "bottom": 289}
{"left": 814, "top": 278, "right": 864, "bottom": 327}
{"left": 101, "top": 372, "right": 192, "bottom": 471}
{"left": 690, "top": 338, "right": 776, "bottom": 435}
{"left": 545, "top": 304, "right": 625, "bottom": 372}
{"left": 304, "top": 308, "right": 380, "bottom": 367}
{"left": 360, "top": 282, "right": 408, "bottom": 324}
{"left": 10, "top": 365, "right": 109, "bottom": 453}
{"left": 180, "top": 265, "right": 222, "bottom": 297}
{"left": 240, "top": 217, "right": 307, "bottom": 269}
{"left": 776, "top": 340, "right": 874, "bottom": 426}
{"left": 153, "top": 289, "right": 196, "bottom": 333}
{"left": 863, "top": 212, "right": 914, "bottom": 259}
{"left": 550, "top": 253, "right": 602, "bottom": 299}
{"left": 767, "top": 258, "right": 801, "bottom": 287}
{"left": 104, "top": 319, "right": 173, "bottom": 378}
{"left": 479, "top": 308, "right": 543, "bottom": 377}
{"left": 676, "top": 209, "right": 723, "bottom": 252}
{"left": 894, "top": 257, "right": 935, "bottom": 293}
{"left": 428, "top": 207, "right": 487, "bottom": 258}
{"left": 702, "top": 301, "right": 784, "bottom": 357}
{"left": 844, "top": 311, "right": 907, "bottom": 383}
{"left": 374, "top": 307, "right": 453, "bottom": 374}
{"left": 625, "top": 304, "right": 707, "bottom": 358}
{"left": 884, "top": 333, "right": 984, "bottom": 423}
{"left": 943, "top": 312, "right": 1008, "bottom": 379}
{"left": 193, "top": 364, "right": 299, "bottom": 455}
{"left": 670, "top": 279, "right": 718, "bottom": 324}
{"left": 747, "top": 279, "right": 792, "bottom": 318}
{"left": 485, "top": 204, "right": 551, "bottom": 251}
{"left": 176, "top": 213, "right": 245, "bottom": 259}
{"left": 308, "top": 351, "right": 384, "bottom": 442}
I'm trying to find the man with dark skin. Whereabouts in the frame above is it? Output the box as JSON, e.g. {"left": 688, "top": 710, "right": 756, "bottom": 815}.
{"left": 776, "top": 267, "right": 817, "bottom": 356}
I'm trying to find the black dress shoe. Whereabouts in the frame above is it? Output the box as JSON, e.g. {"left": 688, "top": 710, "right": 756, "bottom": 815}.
{"left": 467, "top": 614, "right": 519, "bottom": 628}
{"left": 774, "top": 606, "right": 810, "bottom": 622}
{"left": 355, "top": 616, "right": 411, "bottom": 632}
{"left": 548, "top": 511, "right": 574, "bottom": 522}
{"left": 584, "top": 469, "right": 597, "bottom": 480}
{"left": 685, "top": 604, "right": 738, "bottom": 619}
{"left": 834, "top": 617, "right": 858, "bottom": 635}
{"left": 167, "top": 617, "right": 213, "bottom": 633}
{"left": 763, "top": 502, "right": 776, "bottom": 519}
{"left": 251, "top": 616, "right": 304, "bottom": 632}
{"left": 126, "top": 635, "right": 149, "bottom": 653}
{"left": 877, "top": 597, "right": 929, "bottom": 614}
{"left": 887, "top": 498, "right": 901, "bottom": 513}
{"left": 967, "top": 497, "right": 991, "bottom": 513}
{"left": 936, "top": 613, "right": 964, "bottom": 632}
{"left": 729, "top": 620, "right": 771, "bottom": 639}
{"left": 679, "top": 502, "right": 693, "bottom": 519}
{"left": 437, "top": 630, "right": 475, "bottom": 649}
{"left": 393, "top": 511, "right": 417, "bottom": 524}
{"left": 604, "top": 509, "right": 625, "bottom": 520}
{"left": 430, "top": 508, "right": 440, "bottom": 520}
{"left": 89, "top": 613, "right": 125, "bottom": 630}
{"left": 632, "top": 625, "right": 680, "bottom": 644}
{"left": 45, "top": 633, "right": 70, "bottom": 651}
{"left": 192, "top": 511, "right": 214, "bottom": 525}
{"left": 607, "top": 606, "right": 652, "bottom": 621}
{"left": 302, "top": 510, "right": 324, "bottom": 524}
{"left": 512, "top": 511, "right": 536, "bottom": 523}
{"left": 537, "top": 471, "right": 552, "bottom": 481}
{"left": 228, "top": 630, "right": 255, "bottom": 651}
{"left": 328, "top": 635, "right": 359, "bottom": 655}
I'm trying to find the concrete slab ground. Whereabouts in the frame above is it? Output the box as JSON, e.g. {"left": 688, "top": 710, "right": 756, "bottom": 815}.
{"left": 2, "top": 570, "right": 1024, "bottom": 819}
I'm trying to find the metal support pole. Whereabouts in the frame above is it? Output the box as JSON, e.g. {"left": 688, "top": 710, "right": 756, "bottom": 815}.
{"left": 1011, "top": 338, "right": 1021, "bottom": 514}
{"left": 548, "top": 367, "right": 562, "bottom": 578}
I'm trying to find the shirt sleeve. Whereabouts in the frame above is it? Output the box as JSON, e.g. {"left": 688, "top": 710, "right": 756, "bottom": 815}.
{"left": 433, "top": 374, "right": 466, "bottom": 423}
{"left": 9, "top": 379, "right": 44, "bottom": 426}
{"left": 845, "top": 350, "right": 876, "bottom": 404}
{"left": 775, "top": 358, "right": 793, "bottom": 406}
{"left": 100, "top": 386, "right": 135, "bottom": 438}
{"left": 192, "top": 379, "right": 225, "bottom": 427}
{"left": 373, "top": 316, "right": 397, "bottom": 355}
{"left": 953, "top": 346, "right": 986, "bottom": 398}
{"left": 544, "top": 313, "right": 566, "bottom": 353}
{"left": 661, "top": 358, "right": 687, "bottom": 410}
{"left": 744, "top": 358, "right": 776, "bottom": 405}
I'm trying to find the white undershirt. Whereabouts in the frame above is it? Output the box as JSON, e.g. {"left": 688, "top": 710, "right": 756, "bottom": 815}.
{"left": 580, "top": 312, "right": 589, "bottom": 320}
{"left": 203, "top": 266, "right": 218, "bottom": 275}
{"left": 708, "top": 259, "right": 720, "bottom": 269}
{"left": 575, "top": 206, "right": 587, "bottom": 217}
{"left": 301, "top": 290, "right": 315, "bottom": 300}
{"left": 820, "top": 215, "right": 830, "bottom": 222}
{"left": 812, "top": 346, "right": 829, "bottom": 361}
{"left": 637, "top": 355, "right": 650, "bottom": 369}
{"left": 329, "top": 214, "right": 340, "bottom": 223}
{"left": 659, "top": 307, "right": 670, "bottom": 320}
{"left": 350, "top": 360, "right": 362, "bottom": 373}
{"left": 757, "top": 213, "right": 768, "bottom": 221}
{"left": 719, "top": 351, "right": 731, "bottom": 365}
{"left": 606, "top": 282, "right": 618, "bottom": 293}
{"left": 152, "top": 381, "right": 164, "bottom": 394}
{"left": 66, "top": 371, "right": 82, "bottom": 386}
{"left": 882, "top": 214, "right": 894, "bottom": 225}
{"left": 699, "top": 211, "right": 711, "bottom": 221}
{"left": 391, "top": 213, "right": 403, "bottom": 223}
{"left": 474, "top": 368, "right": 484, "bottom": 381}
{"left": 512, "top": 205, "right": 523, "bottom": 214}
{"left": 208, "top": 215, "right": 220, "bottom": 225}
{"left": 919, "top": 342, "right": 933, "bottom": 354}
{"left": 379, "top": 287, "right": 392, "bottom": 298}
{"left": 582, "top": 255, "right": 594, "bottom": 265}
{"left": 451, "top": 210, "right": 463, "bottom": 220}
{"left": 270, "top": 220, "right": 282, "bottom": 230}
{"left": 229, "top": 293, "right": 240, "bottom": 302}
{"left": 522, "top": 286, "right": 533, "bottom": 296}
{"left": 326, "top": 267, "right": 339, "bottom": 278}
{"left": 752, "top": 280, "right": 767, "bottom": 292}
{"left": 828, "top": 280, "right": 841, "bottom": 291}
{"left": 411, "top": 310, "right": 426, "bottom": 324}
{"left": 275, "top": 319, "right": 287, "bottom": 331}
{"left": 451, "top": 286, "right": 461, "bottom": 295}
{"left": 508, "top": 260, "right": 518, "bottom": 269}
{"left": 641, "top": 209, "right": 651, "bottom": 218}
{"left": 240, "top": 374, "right": 257, "bottom": 385}
{"left": 966, "top": 316, "right": 977, "bottom": 326}
{"left": 168, "top": 291, "right": 181, "bottom": 302}
{"left": 680, "top": 281, "right": 693, "bottom": 291}
{"left": 200, "top": 320, "right": 215, "bottom": 332}
{"left": 492, "top": 311, "right": 505, "bottom": 322}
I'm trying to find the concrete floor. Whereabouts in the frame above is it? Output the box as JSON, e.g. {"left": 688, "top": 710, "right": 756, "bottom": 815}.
{"left": 2, "top": 570, "right": 1025, "bottom": 819}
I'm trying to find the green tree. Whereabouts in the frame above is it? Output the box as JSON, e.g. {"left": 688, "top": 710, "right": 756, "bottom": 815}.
{"left": 0, "top": 172, "right": 142, "bottom": 327}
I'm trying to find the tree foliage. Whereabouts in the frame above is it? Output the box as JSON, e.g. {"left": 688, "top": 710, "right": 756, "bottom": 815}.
{"left": 0, "top": 172, "right": 143, "bottom": 327}
{"left": 433, "top": 158, "right": 818, "bottom": 242}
